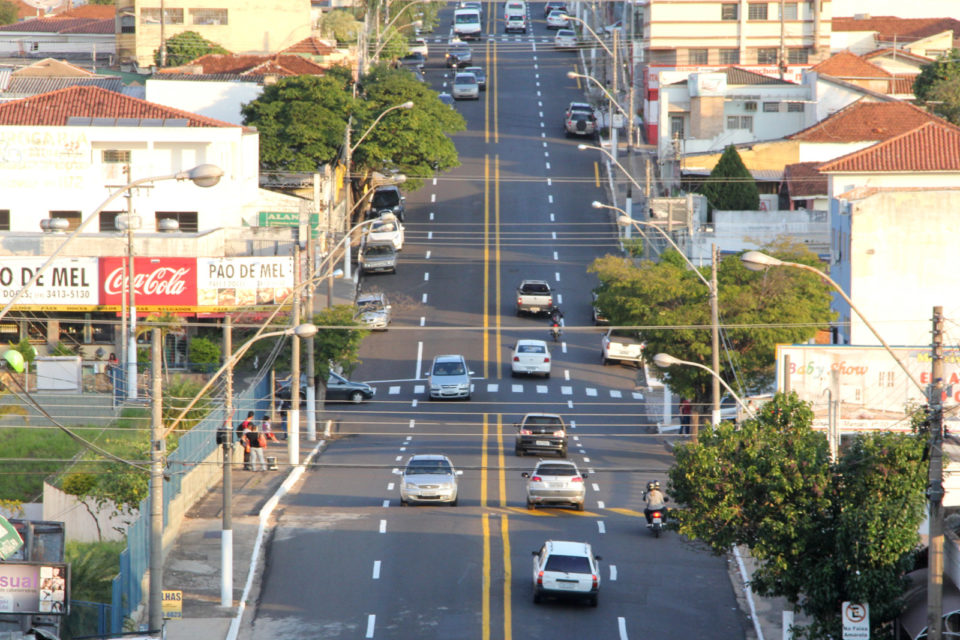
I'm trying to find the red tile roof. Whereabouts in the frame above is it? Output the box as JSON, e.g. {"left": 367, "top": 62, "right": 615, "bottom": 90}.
{"left": 782, "top": 162, "right": 827, "bottom": 198}
{"left": 0, "top": 85, "right": 237, "bottom": 127}
{"left": 891, "top": 75, "right": 917, "bottom": 94}
{"left": 159, "top": 53, "right": 327, "bottom": 77}
{"left": 832, "top": 16, "right": 960, "bottom": 45}
{"left": 862, "top": 48, "right": 933, "bottom": 64}
{"left": 282, "top": 37, "right": 337, "bottom": 56}
{"left": 819, "top": 122, "right": 960, "bottom": 173}
{"left": 789, "top": 100, "right": 946, "bottom": 142}
{"left": 52, "top": 4, "right": 115, "bottom": 19}
{"left": 0, "top": 16, "right": 114, "bottom": 34}
{"left": 811, "top": 51, "right": 891, "bottom": 78}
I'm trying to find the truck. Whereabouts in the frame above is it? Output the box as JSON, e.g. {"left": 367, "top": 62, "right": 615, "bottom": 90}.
{"left": 600, "top": 328, "right": 643, "bottom": 365}
{"left": 516, "top": 280, "right": 554, "bottom": 316}
{"left": 453, "top": 8, "right": 482, "bottom": 40}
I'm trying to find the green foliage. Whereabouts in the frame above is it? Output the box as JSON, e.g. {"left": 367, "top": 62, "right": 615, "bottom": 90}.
{"left": 623, "top": 237, "right": 644, "bottom": 258}
{"left": 0, "top": 1, "right": 17, "bottom": 26}
{"left": 699, "top": 145, "right": 760, "bottom": 211}
{"left": 188, "top": 337, "right": 221, "bottom": 372}
{"left": 312, "top": 305, "right": 370, "bottom": 380}
{"left": 669, "top": 393, "right": 928, "bottom": 638}
{"left": 62, "top": 540, "right": 123, "bottom": 638}
{"left": 50, "top": 341, "right": 78, "bottom": 356}
{"left": 163, "top": 375, "right": 214, "bottom": 435}
{"left": 0, "top": 427, "right": 81, "bottom": 501}
{"left": 914, "top": 48, "right": 960, "bottom": 125}
{"left": 320, "top": 9, "right": 362, "bottom": 44}
{"left": 155, "top": 30, "right": 230, "bottom": 67}
{"left": 8, "top": 338, "right": 37, "bottom": 364}
{"left": 590, "top": 238, "right": 834, "bottom": 411}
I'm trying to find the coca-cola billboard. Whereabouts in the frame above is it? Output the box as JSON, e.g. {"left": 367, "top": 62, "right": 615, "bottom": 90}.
{"left": 99, "top": 257, "right": 197, "bottom": 311}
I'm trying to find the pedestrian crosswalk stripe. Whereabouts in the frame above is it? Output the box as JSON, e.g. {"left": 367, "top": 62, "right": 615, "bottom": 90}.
{"left": 586, "top": 388, "right": 597, "bottom": 396}
{"left": 610, "top": 390, "right": 622, "bottom": 398}
{"left": 561, "top": 386, "right": 572, "bottom": 394}
{"left": 487, "top": 383, "right": 499, "bottom": 393}
{"left": 632, "top": 392, "right": 643, "bottom": 400}
{"left": 536, "top": 385, "right": 548, "bottom": 394}
{"left": 413, "top": 385, "right": 424, "bottom": 394}
{"left": 512, "top": 384, "right": 523, "bottom": 392}
{"left": 389, "top": 386, "right": 400, "bottom": 395}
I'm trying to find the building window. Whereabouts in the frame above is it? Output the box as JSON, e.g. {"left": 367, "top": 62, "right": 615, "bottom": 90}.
{"left": 925, "top": 49, "right": 946, "bottom": 59}
{"left": 0, "top": 210, "right": 9, "bottom": 231}
{"left": 782, "top": 2, "right": 798, "bottom": 19}
{"left": 787, "top": 102, "right": 804, "bottom": 112}
{"left": 140, "top": 8, "right": 184, "bottom": 25}
{"left": 787, "top": 48, "right": 809, "bottom": 64}
{"left": 50, "top": 211, "right": 82, "bottom": 231}
{"left": 190, "top": 9, "right": 228, "bottom": 25}
{"left": 727, "top": 116, "right": 753, "bottom": 131}
{"left": 102, "top": 150, "right": 131, "bottom": 164}
{"left": 688, "top": 48, "right": 709, "bottom": 65}
{"left": 719, "top": 49, "right": 740, "bottom": 64}
{"left": 748, "top": 3, "right": 768, "bottom": 19}
{"left": 763, "top": 102, "right": 780, "bottom": 112}
{"left": 119, "top": 10, "right": 135, "bottom": 34}
{"left": 744, "top": 101, "right": 757, "bottom": 112}
{"left": 670, "top": 115, "right": 685, "bottom": 139}
{"left": 757, "top": 48, "right": 778, "bottom": 64}
{"left": 100, "top": 212, "right": 122, "bottom": 232}
{"left": 156, "top": 212, "right": 198, "bottom": 233}
{"left": 721, "top": 3, "right": 738, "bottom": 20}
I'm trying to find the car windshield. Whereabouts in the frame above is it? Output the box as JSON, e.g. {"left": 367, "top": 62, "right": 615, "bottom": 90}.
{"left": 433, "top": 361, "right": 466, "bottom": 376}
{"left": 557, "top": 29, "right": 574, "bottom": 36}
{"left": 358, "top": 300, "right": 384, "bottom": 312}
{"left": 371, "top": 221, "right": 396, "bottom": 232}
{"left": 372, "top": 191, "right": 399, "bottom": 208}
{"left": 536, "top": 464, "right": 578, "bottom": 477}
{"left": 517, "top": 344, "right": 545, "bottom": 353}
{"left": 456, "top": 14, "right": 479, "bottom": 23}
{"left": 544, "top": 554, "right": 591, "bottom": 573}
{"left": 366, "top": 245, "right": 394, "bottom": 256}
{"left": 456, "top": 75, "right": 477, "bottom": 85}
{"left": 406, "top": 460, "right": 453, "bottom": 475}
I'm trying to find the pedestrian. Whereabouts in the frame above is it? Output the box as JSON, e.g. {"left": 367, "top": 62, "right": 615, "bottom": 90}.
{"left": 679, "top": 397, "right": 692, "bottom": 434}
{"left": 237, "top": 411, "right": 254, "bottom": 470}
{"left": 244, "top": 421, "right": 267, "bottom": 471}
{"left": 261, "top": 415, "right": 279, "bottom": 444}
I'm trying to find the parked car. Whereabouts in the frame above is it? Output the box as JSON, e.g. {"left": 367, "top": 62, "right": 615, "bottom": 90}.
{"left": 360, "top": 241, "right": 398, "bottom": 274}
{"left": 408, "top": 37, "right": 429, "bottom": 57}
{"left": 368, "top": 185, "right": 405, "bottom": 222}
{"left": 522, "top": 459, "right": 587, "bottom": 510}
{"left": 354, "top": 292, "right": 392, "bottom": 330}
{"left": 532, "top": 540, "right": 601, "bottom": 606}
{"left": 564, "top": 101, "right": 598, "bottom": 137}
{"left": 365, "top": 215, "right": 404, "bottom": 250}
{"left": 275, "top": 373, "right": 307, "bottom": 403}
{"left": 325, "top": 371, "right": 375, "bottom": 403}
{"left": 428, "top": 354, "right": 473, "bottom": 400}
{"left": 395, "top": 454, "right": 463, "bottom": 506}
{"left": 511, "top": 339, "right": 551, "bottom": 378}
{"left": 515, "top": 412, "right": 567, "bottom": 457}
{"left": 438, "top": 92, "right": 456, "bottom": 107}
{"left": 446, "top": 41, "right": 473, "bottom": 68}
{"left": 463, "top": 66, "right": 486, "bottom": 90}
{"left": 546, "top": 9, "right": 570, "bottom": 29}
{"left": 505, "top": 13, "right": 527, "bottom": 33}
{"left": 543, "top": 1, "right": 567, "bottom": 17}
{"left": 591, "top": 291, "right": 609, "bottom": 325}
{"left": 601, "top": 328, "right": 643, "bottom": 365}
{"left": 398, "top": 51, "right": 425, "bottom": 70}
{"left": 554, "top": 28, "right": 577, "bottom": 49}
{"left": 452, "top": 71, "right": 480, "bottom": 100}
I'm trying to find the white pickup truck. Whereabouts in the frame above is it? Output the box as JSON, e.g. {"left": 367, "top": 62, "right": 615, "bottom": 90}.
{"left": 516, "top": 280, "right": 554, "bottom": 316}
{"left": 601, "top": 329, "right": 643, "bottom": 365}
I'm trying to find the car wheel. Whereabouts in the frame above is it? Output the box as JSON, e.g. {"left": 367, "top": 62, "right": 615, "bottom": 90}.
{"left": 515, "top": 447, "right": 523, "bottom": 456}
{"left": 349, "top": 391, "right": 364, "bottom": 404}
{"left": 590, "top": 595, "right": 598, "bottom": 607}
{"left": 400, "top": 498, "right": 408, "bottom": 506}
{"left": 465, "top": 394, "right": 472, "bottom": 401}
{"left": 558, "top": 448, "right": 566, "bottom": 458}
{"left": 544, "top": 371, "right": 550, "bottom": 379}
{"left": 533, "top": 590, "right": 542, "bottom": 604}
{"left": 526, "top": 500, "right": 535, "bottom": 510}
{"left": 451, "top": 497, "right": 458, "bottom": 507}
{"left": 576, "top": 501, "right": 585, "bottom": 511}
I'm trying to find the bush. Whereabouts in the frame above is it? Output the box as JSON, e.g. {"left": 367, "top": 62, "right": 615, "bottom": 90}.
{"left": 188, "top": 337, "right": 220, "bottom": 373}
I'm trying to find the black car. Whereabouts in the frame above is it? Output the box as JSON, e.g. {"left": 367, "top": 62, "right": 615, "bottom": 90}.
{"left": 515, "top": 413, "right": 567, "bottom": 457}
{"left": 325, "top": 372, "right": 375, "bottom": 404}
{"left": 368, "top": 185, "right": 405, "bottom": 222}
{"left": 445, "top": 43, "right": 472, "bottom": 68}
{"left": 275, "top": 373, "right": 307, "bottom": 405}
{"left": 398, "top": 51, "right": 425, "bottom": 70}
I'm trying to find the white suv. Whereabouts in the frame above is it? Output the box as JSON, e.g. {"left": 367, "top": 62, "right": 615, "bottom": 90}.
{"left": 532, "top": 540, "right": 601, "bottom": 606}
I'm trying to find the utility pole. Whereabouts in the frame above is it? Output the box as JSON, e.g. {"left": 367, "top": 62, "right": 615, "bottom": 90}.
{"left": 611, "top": 27, "right": 619, "bottom": 162}
{"left": 159, "top": 0, "right": 166, "bottom": 67}
{"left": 927, "top": 305, "right": 945, "bottom": 639}
{"left": 148, "top": 327, "right": 164, "bottom": 633}
{"left": 710, "top": 244, "right": 721, "bottom": 429}
{"left": 289, "top": 245, "right": 302, "bottom": 465}
{"left": 305, "top": 231, "right": 318, "bottom": 441}
{"left": 343, "top": 116, "right": 354, "bottom": 279}
{"left": 220, "top": 315, "right": 233, "bottom": 608}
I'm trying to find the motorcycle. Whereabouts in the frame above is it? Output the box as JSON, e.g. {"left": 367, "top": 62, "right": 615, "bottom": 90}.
{"left": 647, "top": 509, "right": 664, "bottom": 538}
{"left": 550, "top": 322, "right": 562, "bottom": 342}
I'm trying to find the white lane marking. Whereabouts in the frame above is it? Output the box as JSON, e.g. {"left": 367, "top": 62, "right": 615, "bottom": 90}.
{"left": 547, "top": 178, "right": 552, "bottom": 186}
{"left": 539, "top": 110, "right": 543, "bottom": 117}
{"left": 588, "top": 468, "right": 595, "bottom": 474}
{"left": 512, "top": 384, "right": 523, "bottom": 392}
{"left": 557, "top": 293, "right": 563, "bottom": 304}
{"left": 414, "top": 385, "right": 425, "bottom": 394}
{"left": 395, "top": 455, "right": 402, "bottom": 462}
{"left": 583, "top": 457, "right": 591, "bottom": 462}
{"left": 379, "top": 520, "right": 387, "bottom": 533}
{"left": 429, "top": 212, "right": 434, "bottom": 221}
{"left": 405, "top": 435, "right": 412, "bottom": 441}
{"left": 632, "top": 391, "right": 644, "bottom": 399}
{"left": 549, "top": 213, "right": 555, "bottom": 222}
{"left": 561, "top": 385, "right": 572, "bottom": 395}
{"left": 487, "top": 383, "right": 499, "bottom": 392}
{"left": 610, "top": 565, "right": 617, "bottom": 581}
{"left": 428, "top": 231, "right": 433, "bottom": 240}
{"left": 422, "top": 293, "right": 428, "bottom": 304}
{"left": 409, "top": 420, "right": 415, "bottom": 430}
{"left": 425, "top": 250, "right": 431, "bottom": 259}
{"left": 546, "top": 162, "right": 551, "bottom": 170}
{"left": 553, "top": 251, "right": 558, "bottom": 260}
{"left": 366, "top": 614, "right": 376, "bottom": 638}
{"left": 597, "top": 521, "right": 606, "bottom": 534}
{"left": 552, "top": 231, "right": 557, "bottom": 240}
{"left": 592, "top": 483, "right": 600, "bottom": 492}
{"left": 586, "top": 388, "right": 597, "bottom": 396}
{"left": 400, "top": 447, "right": 406, "bottom": 452}
{"left": 536, "top": 385, "right": 548, "bottom": 394}
{"left": 567, "top": 400, "right": 574, "bottom": 409}
{"left": 411, "top": 399, "right": 418, "bottom": 407}
{"left": 382, "top": 500, "right": 390, "bottom": 508}
{"left": 540, "top": 122, "right": 544, "bottom": 128}
{"left": 420, "top": 317, "right": 425, "bottom": 327}
{"left": 431, "top": 193, "right": 436, "bottom": 203}
{"left": 573, "top": 436, "right": 580, "bottom": 442}
{"left": 389, "top": 386, "right": 400, "bottom": 394}
{"left": 373, "top": 560, "right": 381, "bottom": 579}
{"left": 544, "top": 151, "right": 550, "bottom": 158}
{"left": 561, "top": 342, "right": 568, "bottom": 354}
{"left": 536, "top": 81, "right": 540, "bottom": 87}
{"left": 543, "top": 141, "right": 548, "bottom": 148}
{"left": 598, "top": 500, "right": 605, "bottom": 509}
{"left": 555, "top": 272, "right": 561, "bottom": 282}
{"left": 416, "top": 342, "right": 423, "bottom": 378}
{"left": 564, "top": 369, "right": 570, "bottom": 381}
{"left": 387, "top": 482, "right": 395, "bottom": 491}
{"left": 538, "top": 99, "right": 542, "bottom": 105}
{"left": 547, "top": 194, "right": 553, "bottom": 204}
{"left": 424, "top": 272, "right": 430, "bottom": 281}
{"left": 569, "top": 419, "right": 576, "bottom": 429}
{"left": 541, "top": 132, "right": 546, "bottom": 138}
{"left": 610, "top": 390, "right": 623, "bottom": 398}
{"left": 618, "top": 617, "right": 627, "bottom": 640}
{"left": 537, "top": 90, "right": 541, "bottom": 96}
{"left": 432, "top": 177, "right": 437, "bottom": 186}
{"left": 536, "top": 74, "right": 540, "bottom": 80}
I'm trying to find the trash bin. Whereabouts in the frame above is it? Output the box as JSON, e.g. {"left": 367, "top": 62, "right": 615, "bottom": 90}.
{"left": 266, "top": 456, "right": 278, "bottom": 471}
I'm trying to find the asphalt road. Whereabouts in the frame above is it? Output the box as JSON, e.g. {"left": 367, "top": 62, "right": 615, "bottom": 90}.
{"left": 251, "top": 3, "right": 749, "bottom": 639}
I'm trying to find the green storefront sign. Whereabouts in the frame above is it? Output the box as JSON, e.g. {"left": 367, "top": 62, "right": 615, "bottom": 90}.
{"left": 258, "top": 212, "right": 322, "bottom": 236}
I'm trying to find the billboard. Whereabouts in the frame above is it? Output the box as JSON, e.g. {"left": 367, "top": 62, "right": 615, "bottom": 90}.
{"left": 99, "top": 256, "right": 197, "bottom": 312}
{"left": 0, "top": 562, "right": 69, "bottom": 615}
{"left": 776, "top": 344, "right": 958, "bottom": 432}
{"left": 0, "top": 257, "right": 98, "bottom": 310}
{"left": 196, "top": 257, "right": 293, "bottom": 311}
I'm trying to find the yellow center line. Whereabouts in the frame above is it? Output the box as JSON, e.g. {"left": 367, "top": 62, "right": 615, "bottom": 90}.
{"left": 501, "top": 514, "right": 513, "bottom": 640}
{"left": 495, "top": 154, "right": 502, "bottom": 378}
{"left": 594, "top": 161, "right": 600, "bottom": 188}
{"left": 497, "top": 413, "right": 506, "bottom": 507}
{"left": 573, "top": 65, "right": 582, "bottom": 89}
{"left": 481, "top": 412, "right": 489, "bottom": 508}
{"left": 483, "top": 154, "right": 490, "bottom": 379}
{"left": 482, "top": 512, "right": 491, "bottom": 640}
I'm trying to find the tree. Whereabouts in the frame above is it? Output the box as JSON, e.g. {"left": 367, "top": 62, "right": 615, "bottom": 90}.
{"left": 155, "top": 30, "right": 230, "bottom": 67}
{"left": 0, "top": 1, "right": 17, "bottom": 26}
{"left": 241, "top": 65, "right": 464, "bottom": 189}
{"left": 319, "top": 9, "right": 362, "bottom": 44}
{"left": 589, "top": 238, "right": 834, "bottom": 431}
{"left": 700, "top": 144, "right": 760, "bottom": 211}
{"left": 668, "top": 393, "right": 927, "bottom": 639}
{"left": 187, "top": 336, "right": 221, "bottom": 373}
{"left": 914, "top": 48, "right": 960, "bottom": 125}
{"left": 311, "top": 304, "right": 369, "bottom": 382}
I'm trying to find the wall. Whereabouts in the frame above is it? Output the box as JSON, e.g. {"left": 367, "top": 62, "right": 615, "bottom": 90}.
{"left": 145, "top": 78, "right": 265, "bottom": 126}
{"left": 42, "top": 484, "right": 132, "bottom": 543}
{"left": 689, "top": 208, "right": 830, "bottom": 262}
{"left": 827, "top": 171, "right": 960, "bottom": 200}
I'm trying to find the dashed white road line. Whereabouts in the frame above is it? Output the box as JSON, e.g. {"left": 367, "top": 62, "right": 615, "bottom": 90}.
{"left": 564, "top": 370, "right": 570, "bottom": 381}
{"left": 413, "top": 385, "right": 425, "bottom": 394}
{"left": 546, "top": 162, "right": 551, "bottom": 170}
{"left": 487, "top": 383, "right": 499, "bottom": 392}
{"left": 557, "top": 293, "right": 563, "bottom": 304}
{"left": 409, "top": 420, "right": 415, "bottom": 430}
{"left": 424, "top": 272, "right": 430, "bottom": 281}
{"left": 618, "top": 617, "right": 628, "bottom": 640}
{"left": 387, "top": 482, "right": 394, "bottom": 491}
{"left": 609, "top": 565, "right": 617, "bottom": 581}
{"left": 567, "top": 400, "right": 574, "bottom": 409}
{"left": 561, "top": 385, "right": 572, "bottom": 394}
{"left": 431, "top": 194, "right": 436, "bottom": 202}
{"left": 555, "top": 272, "right": 561, "bottom": 282}
{"left": 536, "top": 385, "right": 548, "bottom": 394}
{"left": 372, "top": 560, "right": 381, "bottom": 579}
{"left": 422, "top": 293, "right": 428, "bottom": 304}
{"left": 416, "top": 342, "right": 423, "bottom": 378}
{"left": 610, "top": 390, "right": 623, "bottom": 398}
{"left": 544, "top": 151, "right": 549, "bottom": 158}
{"left": 420, "top": 317, "right": 425, "bottom": 327}
{"left": 411, "top": 399, "right": 418, "bottom": 407}
{"left": 597, "top": 500, "right": 605, "bottom": 509}
{"left": 425, "top": 250, "right": 431, "bottom": 259}
{"left": 549, "top": 213, "right": 555, "bottom": 222}
{"left": 597, "top": 521, "right": 606, "bottom": 534}
{"left": 632, "top": 391, "right": 643, "bottom": 400}
{"left": 548, "top": 194, "right": 553, "bottom": 204}
{"left": 382, "top": 500, "right": 390, "bottom": 508}
{"left": 395, "top": 455, "right": 402, "bottom": 462}
{"left": 432, "top": 177, "right": 437, "bottom": 186}
{"left": 572, "top": 436, "right": 579, "bottom": 442}
{"left": 553, "top": 251, "right": 558, "bottom": 260}
{"left": 429, "top": 212, "right": 434, "bottom": 221}
{"left": 588, "top": 468, "right": 595, "bottom": 474}
{"left": 512, "top": 384, "right": 523, "bottom": 392}
{"left": 366, "top": 614, "right": 376, "bottom": 638}
{"left": 561, "top": 342, "right": 567, "bottom": 354}
{"left": 570, "top": 420, "right": 576, "bottom": 429}
{"left": 547, "top": 179, "right": 552, "bottom": 186}
{"left": 539, "top": 110, "right": 543, "bottom": 117}
{"left": 552, "top": 231, "right": 557, "bottom": 240}
{"left": 400, "top": 446, "right": 406, "bottom": 452}
{"left": 583, "top": 456, "right": 591, "bottom": 462}
{"left": 389, "top": 386, "right": 400, "bottom": 394}
{"left": 592, "top": 483, "right": 600, "bottom": 492}
{"left": 586, "top": 388, "right": 597, "bottom": 396}
{"left": 379, "top": 520, "right": 387, "bottom": 533}
{"left": 428, "top": 231, "right": 433, "bottom": 240}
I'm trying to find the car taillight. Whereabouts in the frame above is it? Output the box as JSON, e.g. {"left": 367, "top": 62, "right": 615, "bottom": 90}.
{"left": 571, "top": 476, "right": 583, "bottom": 483}
{"left": 553, "top": 430, "right": 564, "bottom": 437}
{"left": 544, "top": 357, "right": 550, "bottom": 363}
{"left": 517, "top": 297, "right": 523, "bottom": 306}
{"left": 592, "top": 574, "right": 598, "bottom": 589}
{"left": 513, "top": 356, "right": 520, "bottom": 362}
{"left": 520, "top": 429, "right": 532, "bottom": 435}
{"left": 537, "top": 570, "right": 544, "bottom": 586}
{"left": 532, "top": 476, "right": 542, "bottom": 482}
{"left": 547, "top": 297, "right": 553, "bottom": 305}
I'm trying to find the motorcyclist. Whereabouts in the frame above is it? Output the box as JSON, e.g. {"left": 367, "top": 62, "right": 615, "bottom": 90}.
{"left": 549, "top": 307, "right": 564, "bottom": 341}
{"left": 642, "top": 480, "right": 667, "bottom": 525}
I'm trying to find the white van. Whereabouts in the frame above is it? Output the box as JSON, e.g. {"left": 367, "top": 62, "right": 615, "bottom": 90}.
{"left": 504, "top": 1, "right": 526, "bottom": 20}
{"left": 453, "top": 8, "right": 482, "bottom": 40}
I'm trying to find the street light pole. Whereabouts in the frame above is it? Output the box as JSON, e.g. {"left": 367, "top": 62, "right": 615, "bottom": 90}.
{"left": 148, "top": 327, "right": 164, "bottom": 633}
{"left": 652, "top": 352, "right": 758, "bottom": 421}
{"left": 220, "top": 315, "right": 233, "bottom": 608}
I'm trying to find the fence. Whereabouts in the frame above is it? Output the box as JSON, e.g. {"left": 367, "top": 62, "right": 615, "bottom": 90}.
{"left": 109, "top": 376, "right": 270, "bottom": 633}
{"left": 65, "top": 600, "right": 113, "bottom": 639}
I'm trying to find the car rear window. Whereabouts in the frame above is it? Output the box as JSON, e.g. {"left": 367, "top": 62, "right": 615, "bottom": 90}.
{"left": 372, "top": 190, "right": 399, "bottom": 208}
{"left": 525, "top": 416, "right": 562, "bottom": 426}
{"left": 521, "top": 283, "right": 550, "bottom": 294}
{"left": 537, "top": 464, "right": 577, "bottom": 476}
{"left": 517, "top": 344, "right": 545, "bottom": 353}
{"left": 545, "top": 554, "right": 591, "bottom": 573}
{"left": 366, "top": 245, "right": 395, "bottom": 256}
{"left": 406, "top": 460, "right": 452, "bottom": 475}
{"left": 528, "top": 424, "right": 563, "bottom": 434}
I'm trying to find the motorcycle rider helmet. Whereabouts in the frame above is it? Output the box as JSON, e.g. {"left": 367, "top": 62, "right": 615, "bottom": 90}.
{"left": 654, "top": 480, "right": 661, "bottom": 489}
{"left": 646, "top": 481, "right": 655, "bottom": 491}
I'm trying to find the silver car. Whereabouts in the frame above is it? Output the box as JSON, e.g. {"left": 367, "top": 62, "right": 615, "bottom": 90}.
{"left": 355, "top": 292, "right": 392, "bottom": 330}
{"left": 360, "top": 242, "right": 397, "bottom": 274}
{"left": 452, "top": 72, "right": 479, "bottom": 100}
{"left": 396, "top": 454, "right": 463, "bottom": 506}
{"left": 522, "top": 460, "right": 587, "bottom": 510}
{"left": 428, "top": 354, "right": 473, "bottom": 400}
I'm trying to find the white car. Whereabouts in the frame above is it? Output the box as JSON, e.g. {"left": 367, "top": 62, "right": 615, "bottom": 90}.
{"left": 554, "top": 28, "right": 577, "bottom": 49}
{"left": 505, "top": 14, "right": 527, "bottom": 33}
{"left": 452, "top": 72, "right": 480, "bottom": 100}
{"left": 511, "top": 339, "right": 551, "bottom": 378}
{"left": 532, "top": 540, "right": 601, "bottom": 606}
{"left": 546, "top": 9, "right": 570, "bottom": 29}
{"left": 395, "top": 454, "right": 463, "bottom": 506}
{"left": 366, "top": 216, "right": 405, "bottom": 250}
{"left": 409, "top": 37, "right": 428, "bottom": 57}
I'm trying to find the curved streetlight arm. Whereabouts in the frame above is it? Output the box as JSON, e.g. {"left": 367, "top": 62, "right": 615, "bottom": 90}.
{"left": 654, "top": 353, "right": 757, "bottom": 421}
{"left": 741, "top": 251, "right": 926, "bottom": 395}
{"left": 350, "top": 101, "right": 415, "bottom": 154}
{"left": 371, "top": 18, "right": 420, "bottom": 61}
{"left": 563, "top": 14, "right": 614, "bottom": 58}
{"left": 577, "top": 143, "right": 645, "bottom": 195}
{"left": 568, "top": 72, "right": 628, "bottom": 119}
{"left": 0, "top": 166, "right": 223, "bottom": 324}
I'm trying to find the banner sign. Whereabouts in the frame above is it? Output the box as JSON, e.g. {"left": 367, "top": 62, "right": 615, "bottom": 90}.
{"left": 0, "top": 257, "right": 98, "bottom": 310}
{"left": 196, "top": 257, "right": 293, "bottom": 310}
{"left": 0, "top": 515, "right": 23, "bottom": 559}
{"left": 776, "top": 344, "right": 959, "bottom": 431}
{"left": 99, "top": 257, "right": 197, "bottom": 311}
{"left": 0, "top": 562, "right": 69, "bottom": 615}
{"left": 162, "top": 590, "right": 182, "bottom": 619}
